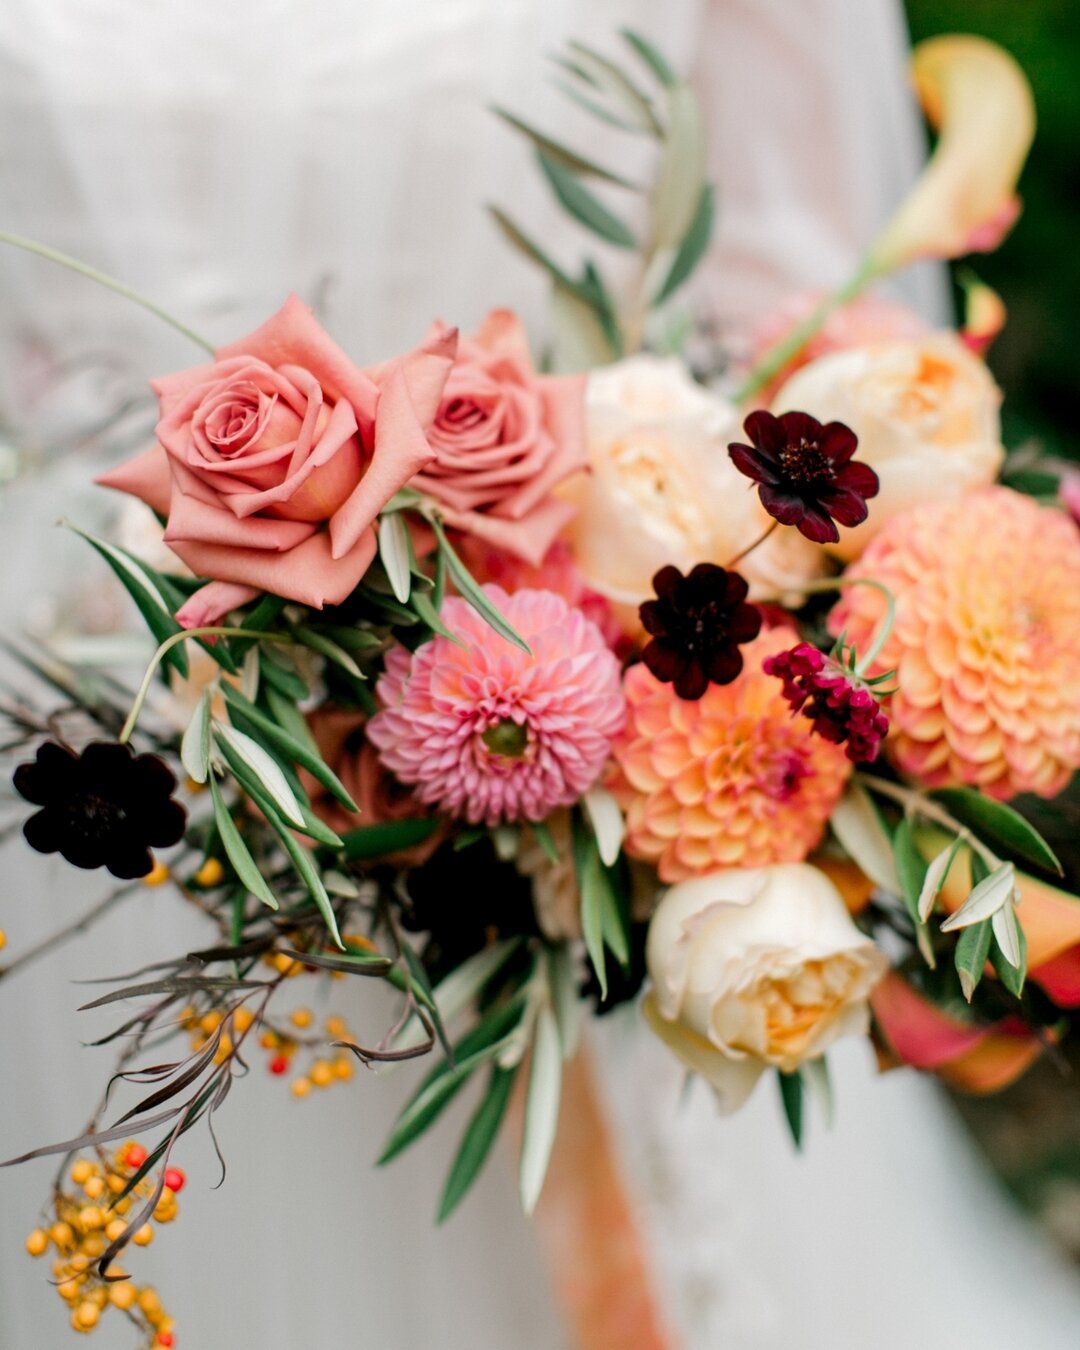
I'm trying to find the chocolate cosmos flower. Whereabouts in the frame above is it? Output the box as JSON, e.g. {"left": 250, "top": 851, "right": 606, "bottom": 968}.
{"left": 728, "top": 410, "right": 879, "bottom": 544}
{"left": 14, "top": 741, "right": 187, "bottom": 879}
{"left": 640, "top": 563, "right": 762, "bottom": 701}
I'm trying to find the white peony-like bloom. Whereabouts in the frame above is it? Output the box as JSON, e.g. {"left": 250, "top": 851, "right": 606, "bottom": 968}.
{"left": 567, "top": 356, "right": 828, "bottom": 623}
{"left": 773, "top": 332, "right": 1004, "bottom": 561}
{"left": 644, "top": 863, "right": 887, "bottom": 1113}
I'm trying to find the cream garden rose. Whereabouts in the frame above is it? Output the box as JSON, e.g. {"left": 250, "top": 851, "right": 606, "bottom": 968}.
{"left": 773, "top": 332, "right": 1004, "bottom": 560}
{"left": 568, "top": 356, "right": 826, "bottom": 622}
{"left": 644, "top": 863, "right": 887, "bottom": 1113}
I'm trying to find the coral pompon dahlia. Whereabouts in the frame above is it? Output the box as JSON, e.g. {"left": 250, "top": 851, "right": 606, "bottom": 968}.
{"left": 608, "top": 628, "right": 851, "bottom": 883}
{"left": 367, "top": 587, "right": 624, "bottom": 826}
{"left": 830, "top": 487, "right": 1080, "bottom": 799}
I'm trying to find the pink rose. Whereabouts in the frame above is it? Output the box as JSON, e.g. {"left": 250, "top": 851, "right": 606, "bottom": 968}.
{"left": 410, "top": 310, "right": 586, "bottom": 565}
{"left": 98, "top": 295, "right": 457, "bottom": 626}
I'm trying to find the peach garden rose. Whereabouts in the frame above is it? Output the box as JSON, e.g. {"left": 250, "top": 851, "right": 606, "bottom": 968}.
{"left": 99, "top": 294, "right": 458, "bottom": 625}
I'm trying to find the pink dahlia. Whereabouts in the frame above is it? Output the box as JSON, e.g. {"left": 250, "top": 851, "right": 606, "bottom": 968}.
{"left": 831, "top": 487, "right": 1080, "bottom": 799}
{"left": 608, "top": 628, "right": 852, "bottom": 883}
{"left": 367, "top": 587, "right": 625, "bottom": 825}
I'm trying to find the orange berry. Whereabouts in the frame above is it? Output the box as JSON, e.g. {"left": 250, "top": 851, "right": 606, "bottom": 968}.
{"left": 82, "top": 1175, "right": 106, "bottom": 1201}
{"left": 309, "top": 1060, "right": 333, "bottom": 1089}
{"left": 68, "top": 1253, "right": 91, "bottom": 1274}
{"left": 57, "top": 1278, "right": 83, "bottom": 1301}
{"left": 105, "top": 1219, "right": 127, "bottom": 1243}
{"left": 106, "top": 1172, "right": 127, "bottom": 1196}
{"left": 233, "top": 1008, "right": 255, "bottom": 1033}
{"left": 132, "top": 1224, "right": 154, "bottom": 1247}
{"left": 193, "top": 856, "right": 225, "bottom": 888}
{"left": 289, "top": 1007, "right": 314, "bottom": 1030}
{"left": 290, "top": 1077, "right": 312, "bottom": 1100}
{"left": 334, "top": 1057, "right": 355, "bottom": 1082}
{"left": 199, "top": 1011, "right": 223, "bottom": 1035}
{"left": 324, "top": 1016, "right": 347, "bottom": 1039}
{"left": 0, "top": 929, "right": 6, "bottom": 951}
{"left": 259, "top": 1031, "right": 279, "bottom": 1051}
{"left": 25, "top": 1229, "right": 49, "bottom": 1257}
{"left": 49, "top": 1222, "right": 76, "bottom": 1249}
{"left": 78, "top": 1207, "right": 106, "bottom": 1232}
{"left": 138, "top": 1288, "right": 162, "bottom": 1316}
{"left": 108, "top": 1282, "right": 137, "bottom": 1310}
{"left": 80, "top": 1235, "right": 107, "bottom": 1259}
{"left": 70, "top": 1160, "right": 94, "bottom": 1187}
{"left": 72, "top": 1301, "right": 100, "bottom": 1331}
{"left": 143, "top": 858, "right": 170, "bottom": 887}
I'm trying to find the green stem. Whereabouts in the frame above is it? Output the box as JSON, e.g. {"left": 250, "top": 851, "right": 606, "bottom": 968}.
{"left": 754, "top": 574, "right": 896, "bottom": 675}
{"left": 0, "top": 231, "right": 216, "bottom": 355}
{"left": 118, "top": 626, "right": 287, "bottom": 745}
{"left": 734, "top": 257, "right": 877, "bottom": 404}
{"left": 856, "top": 772, "right": 1001, "bottom": 871}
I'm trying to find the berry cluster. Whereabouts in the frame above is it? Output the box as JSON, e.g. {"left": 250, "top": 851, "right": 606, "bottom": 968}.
{"left": 25, "top": 1143, "right": 184, "bottom": 1345}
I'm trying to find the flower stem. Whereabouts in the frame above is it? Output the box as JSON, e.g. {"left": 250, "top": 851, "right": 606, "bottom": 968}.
{"left": 754, "top": 574, "right": 896, "bottom": 675}
{"left": 856, "top": 772, "right": 1001, "bottom": 870}
{"left": 0, "top": 231, "right": 216, "bottom": 355}
{"left": 725, "top": 519, "right": 778, "bottom": 569}
{"left": 118, "top": 626, "right": 287, "bottom": 745}
{"left": 734, "top": 257, "right": 877, "bottom": 404}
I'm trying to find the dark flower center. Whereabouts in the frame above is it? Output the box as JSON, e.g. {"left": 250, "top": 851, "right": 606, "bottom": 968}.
{"left": 70, "top": 792, "right": 127, "bottom": 833}
{"left": 482, "top": 718, "right": 529, "bottom": 758}
{"left": 778, "top": 438, "right": 834, "bottom": 487}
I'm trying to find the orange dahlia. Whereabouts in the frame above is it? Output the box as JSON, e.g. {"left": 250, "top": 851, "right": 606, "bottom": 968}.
{"left": 608, "top": 629, "right": 851, "bottom": 883}
{"left": 830, "top": 487, "right": 1080, "bottom": 799}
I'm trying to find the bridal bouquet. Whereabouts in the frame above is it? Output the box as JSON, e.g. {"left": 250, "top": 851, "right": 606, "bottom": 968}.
{"left": 2, "top": 28, "right": 1072, "bottom": 1349}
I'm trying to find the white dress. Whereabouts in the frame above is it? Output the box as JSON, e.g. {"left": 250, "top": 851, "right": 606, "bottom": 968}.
{"left": 2, "top": 3, "right": 1077, "bottom": 1349}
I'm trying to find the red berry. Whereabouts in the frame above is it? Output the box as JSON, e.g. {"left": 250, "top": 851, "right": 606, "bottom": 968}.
{"left": 124, "top": 1143, "right": 149, "bottom": 1169}
{"left": 268, "top": 1055, "right": 289, "bottom": 1076}
{"left": 156, "top": 1334, "right": 175, "bottom": 1348}
{"left": 163, "top": 1168, "right": 186, "bottom": 1194}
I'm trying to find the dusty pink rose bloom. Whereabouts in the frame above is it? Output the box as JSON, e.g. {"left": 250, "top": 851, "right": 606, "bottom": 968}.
{"left": 409, "top": 310, "right": 586, "bottom": 566}
{"left": 98, "top": 295, "right": 457, "bottom": 626}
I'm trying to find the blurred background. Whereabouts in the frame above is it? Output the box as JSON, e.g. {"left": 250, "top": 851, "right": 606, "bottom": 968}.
{"left": 905, "top": 0, "right": 1080, "bottom": 1264}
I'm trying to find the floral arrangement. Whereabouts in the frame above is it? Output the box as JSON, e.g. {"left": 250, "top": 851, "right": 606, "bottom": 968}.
{"left": 2, "top": 28, "right": 1076, "bottom": 1349}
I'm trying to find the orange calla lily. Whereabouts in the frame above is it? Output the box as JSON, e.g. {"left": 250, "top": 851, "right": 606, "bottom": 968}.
{"left": 868, "top": 35, "right": 1035, "bottom": 273}
{"left": 872, "top": 971, "right": 1045, "bottom": 1093}
{"left": 958, "top": 272, "right": 1007, "bottom": 355}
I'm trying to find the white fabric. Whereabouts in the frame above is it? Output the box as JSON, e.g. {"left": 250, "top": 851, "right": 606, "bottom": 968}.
{"left": 1, "top": 3, "right": 1072, "bottom": 1349}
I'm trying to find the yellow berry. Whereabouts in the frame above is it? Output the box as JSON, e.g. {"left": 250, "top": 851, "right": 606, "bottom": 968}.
{"left": 87, "top": 1286, "right": 109, "bottom": 1309}
{"left": 138, "top": 1287, "right": 162, "bottom": 1316}
{"left": 25, "top": 1229, "right": 49, "bottom": 1257}
{"left": 289, "top": 1007, "right": 314, "bottom": 1030}
{"left": 324, "top": 1015, "right": 348, "bottom": 1039}
{"left": 199, "top": 1010, "right": 223, "bottom": 1035}
{"left": 56, "top": 1278, "right": 83, "bottom": 1301}
{"left": 259, "top": 1031, "right": 279, "bottom": 1050}
{"left": 82, "top": 1175, "right": 106, "bottom": 1200}
{"left": 193, "top": 856, "right": 225, "bottom": 888}
{"left": 309, "top": 1060, "right": 334, "bottom": 1089}
{"left": 108, "top": 1281, "right": 137, "bottom": 1310}
{"left": 78, "top": 1207, "right": 106, "bottom": 1232}
{"left": 132, "top": 1224, "right": 154, "bottom": 1247}
{"left": 68, "top": 1253, "right": 91, "bottom": 1274}
{"left": 105, "top": 1219, "right": 127, "bottom": 1243}
{"left": 234, "top": 1007, "right": 255, "bottom": 1033}
{"left": 70, "top": 1160, "right": 94, "bottom": 1186}
{"left": 50, "top": 1222, "right": 76, "bottom": 1250}
{"left": 106, "top": 1172, "right": 127, "bottom": 1196}
{"left": 334, "top": 1056, "right": 355, "bottom": 1081}
{"left": 143, "top": 858, "right": 170, "bottom": 887}
{"left": 80, "top": 1235, "right": 107, "bottom": 1259}
{"left": 0, "top": 929, "right": 6, "bottom": 950}
{"left": 114, "top": 1198, "right": 132, "bottom": 1217}
{"left": 72, "top": 1302, "right": 100, "bottom": 1331}
{"left": 291, "top": 1077, "right": 312, "bottom": 1100}
{"left": 272, "top": 953, "right": 302, "bottom": 977}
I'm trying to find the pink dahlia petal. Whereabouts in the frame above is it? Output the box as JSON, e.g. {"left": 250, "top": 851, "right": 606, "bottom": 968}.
{"left": 367, "top": 587, "right": 625, "bottom": 826}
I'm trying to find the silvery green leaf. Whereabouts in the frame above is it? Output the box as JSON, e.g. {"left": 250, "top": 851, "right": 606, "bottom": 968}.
{"left": 653, "top": 182, "right": 715, "bottom": 305}
{"left": 393, "top": 940, "right": 523, "bottom": 1056}
{"left": 323, "top": 869, "right": 360, "bottom": 899}
{"left": 918, "top": 836, "right": 963, "bottom": 921}
{"left": 940, "top": 862, "right": 1016, "bottom": 932}
{"left": 378, "top": 510, "right": 412, "bottom": 604}
{"left": 802, "top": 1057, "right": 833, "bottom": 1129}
{"left": 548, "top": 945, "right": 582, "bottom": 1062}
{"left": 954, "top": 918, "right": 993, "bottom": 1002}
{"left": 536, "top": 151, "right": 637, "bottom": 248}
{"left": 209, "top": 775, "right": 278, "bottom": 911}
{"left": 830, "top": 784, "right": 899, "bottom": 894}
{"left": 240, "top": 644, "right": 260, "bottom": 702}
{"left": 932, "top": 786, "right": 1062, "bottom": 875}
{"left": 565, "top": 40, "right": 661, "bottom": 134}
{"left": 650, "top": 83, "right": 705, "bottom": 249}
{"left": 551, "top": 76, "right": 645, "bottom": 133}
{"left": 491, "top": 108, "right": 637, "bottom": 186}
{"left": 519, "top": 1003, "right": 563, "bottom": 1215}
{"left": 493, "top": 825, "right": 519, "bottom": 862}
{"left": 991, "top": 896, "right": 1023, "bottom": 969}
{"left": 213, "top": 721, "right": 305, "bottom": 827}
{"left": 621, "top": 28, "right": 677, "bottom": 89}
{"left": 180, "top": 690, "right": 212, "bottom": 785}
{"left": 584, "top": 785, "right": 624, "bottom": 866}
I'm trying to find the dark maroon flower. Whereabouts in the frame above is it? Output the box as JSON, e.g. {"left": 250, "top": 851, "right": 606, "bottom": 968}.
{"left": 728, "top": 410, "right": 879, "bottom": 545}
{"left": 640, "top": 563, "right": 762, "bottom": 701}
{"left": 763, "top": 642, "right": 890, "bottom": 764}
{"left": 13, "top": 741, "right": 186, "bottom": 879}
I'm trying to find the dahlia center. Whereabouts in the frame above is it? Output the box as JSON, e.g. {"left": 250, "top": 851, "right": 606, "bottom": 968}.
{"left": 779, "top": 438, "right": 833, "bottom": 487}
{"left": 481, "top": 717, "right": 530, "bottom": 759}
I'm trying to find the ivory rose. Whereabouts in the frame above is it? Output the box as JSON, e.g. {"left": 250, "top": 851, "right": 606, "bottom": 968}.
{"left": 568, "top": 356, "right": 827, "bottom": 622}
{"left": 644, "top": 864, "right": 887, "bottom": 1112}
{"left": 409, "top": 310, "right": 586, "bottom": 566}
{"left": 773, "top": 333, "right": 1004, "bottom": 560}
{"left": 99, "top": 295, "right": 457, "bottom": 626}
